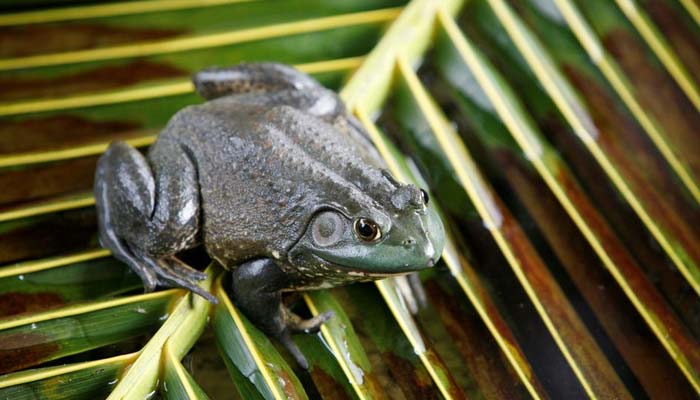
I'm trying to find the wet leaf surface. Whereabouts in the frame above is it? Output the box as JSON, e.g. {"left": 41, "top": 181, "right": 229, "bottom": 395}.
{"left": 0, "top": 210, "right": 97, "bottom": 265}
{"left": 0, "top": 291, "right": 174, "bottom": 374}
{"left": 0, "top": 23, "right": 186, "bottom": 57}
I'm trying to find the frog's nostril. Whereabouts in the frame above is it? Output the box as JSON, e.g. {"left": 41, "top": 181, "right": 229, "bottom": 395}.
{"left": 402, "top": 238, "right": 415, "bottom": 248}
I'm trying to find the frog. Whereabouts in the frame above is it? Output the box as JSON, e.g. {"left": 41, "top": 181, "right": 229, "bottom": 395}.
{"left": 94, "top": 62, "right": 445, "bottom": 368}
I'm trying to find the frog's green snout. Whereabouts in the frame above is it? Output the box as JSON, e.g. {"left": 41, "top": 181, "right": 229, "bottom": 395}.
{"left": 390, "top": 184, "right": 445, "bottom": 270}
{"left": 401, "top": 237, "right": 436, "bottom": 267}
{"left": 400, "top": 245, "right": 432, "bottom": 269}
{"left": 393, "top": 207, "right": 445, "bottom": 271}
{"left": 420, "top": 205, "right": 445, "bottom": 269}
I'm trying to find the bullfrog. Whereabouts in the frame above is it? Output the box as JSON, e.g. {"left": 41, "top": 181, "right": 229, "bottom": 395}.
{"left": 94, "top": 63, "right": 445, "bottom": 367}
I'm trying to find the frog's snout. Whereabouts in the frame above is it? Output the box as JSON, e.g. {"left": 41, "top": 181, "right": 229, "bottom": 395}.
{"left": 422, "top": 206, "right": 445, "bottom": 268}
{"left": 422, "top": 241, "right": 437, "bottom": 268}
{"left": 402, "top": 234, "right": 437, "bottom": 269}
{"left": 401, "top": 238, "right": 416, "bottom": 248}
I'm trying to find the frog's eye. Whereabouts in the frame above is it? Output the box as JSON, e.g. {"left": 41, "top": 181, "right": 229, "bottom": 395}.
{"left": 354, "top": 218, "right": 382, "bottom": 242}
{"left": 311, "top": 211, "right": 345, "bottom": 247}
{"left": 420, "top": 189, "right": 429, "bottom": 205}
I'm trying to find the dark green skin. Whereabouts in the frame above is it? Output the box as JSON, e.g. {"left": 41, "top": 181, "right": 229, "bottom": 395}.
{"left": 94, "top": 63, "right": 445, "bottom": 368}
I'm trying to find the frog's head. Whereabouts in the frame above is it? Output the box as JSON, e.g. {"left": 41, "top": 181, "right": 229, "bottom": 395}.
{"left": 288, "top": 181, "right": 445, "bottom": 276}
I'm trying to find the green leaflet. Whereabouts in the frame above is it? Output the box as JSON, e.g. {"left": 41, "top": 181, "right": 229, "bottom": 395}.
{"left": 0, "top": 291, "right": 174, "bottom": 374}
{"left": 162, "top": 350, "right": 212, "bottom": 400}
{"left": 304, "top": 290, "right": 382, "bottom": 399}
{"left": 0, "top": 353, "right": 134, "bottom": 400}
{"left": 212, "top": 274, "right": 307, "bottom": 400}
{"left": 0, "top": 256, "right": 141, "bottom": 318}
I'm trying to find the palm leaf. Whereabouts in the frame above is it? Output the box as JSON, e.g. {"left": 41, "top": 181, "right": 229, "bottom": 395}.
{"left": 1, "top": 0, "right": 699, "bottom": 398}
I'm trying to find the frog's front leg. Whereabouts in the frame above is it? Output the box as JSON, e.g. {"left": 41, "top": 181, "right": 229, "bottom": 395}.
{"left": 95, "top": 140, "right": 216, "bottom": 303}
{"left": 230, "top": 258, "right": 333, "bottom": 369}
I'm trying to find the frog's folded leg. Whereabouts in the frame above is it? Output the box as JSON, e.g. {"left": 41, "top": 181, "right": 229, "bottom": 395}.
{"left": 230, "top": 258, "right": 333, "bottom": 369}
{"left": 193, "top": 62, "right": 322, "bottom": 99}
{"left": 95, "top": 140, "right": 217, "bottom": 303}
{"left": 192, "top": 62, "right": 346, "bottom": 118}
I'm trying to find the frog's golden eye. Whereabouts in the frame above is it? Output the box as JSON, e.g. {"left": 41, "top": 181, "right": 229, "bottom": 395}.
{"left": 354, "top": 218, "right": 382, "bottom": 242}
{"left": 420, "top": 189, "right": 429, "bottom": 205}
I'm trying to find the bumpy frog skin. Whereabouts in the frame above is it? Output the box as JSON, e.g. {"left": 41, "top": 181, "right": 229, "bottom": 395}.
{"left": 94, "top": 63, "right": 445, "bottom": 368}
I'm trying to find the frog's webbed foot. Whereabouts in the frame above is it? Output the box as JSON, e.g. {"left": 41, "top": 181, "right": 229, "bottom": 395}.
{"left": 95, "top": 141, "right": 215, "bottom": 303}
{"left": 131, "top": 250, "right": 216, "bottom": 303}
{"left": 230, "top": 258, "right": 332, "bottom": 369}
{"left": 283, "top": 307, "right": 334, "bottom": 334}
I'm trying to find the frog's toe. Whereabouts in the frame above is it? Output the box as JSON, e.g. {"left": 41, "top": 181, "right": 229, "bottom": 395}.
{"left": 286, "top": 310, "right": 334, "bottom": 334}
{"left": 132, "top": 249, "right": 217, "bottom": 303}
{"left": 156, "top": 263, "right": 218, "bottom": 304}
{"left": 132, "top": 262, "right": 158, "bottom": 293}
{"left": 167, "top": 256, "right": 208, "bottom": 281}
{"left": 140, "top": 273, "right": 158, "bottom": 293}
{"left": 155, "top": 265, "right": 217, "bottom": 304}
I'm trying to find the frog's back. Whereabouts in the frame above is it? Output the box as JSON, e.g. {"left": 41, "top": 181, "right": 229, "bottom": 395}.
{"left": 153, "top": 95, "right": 395, "bottom": 267}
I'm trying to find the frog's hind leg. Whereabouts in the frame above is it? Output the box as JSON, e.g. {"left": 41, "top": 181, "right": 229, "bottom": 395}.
{"left": 230, "top": 259, "right": 333, "bottom": 369}
{"left": 193, "top": 62, "right": 347, "bottom": 116}
{"left": 193, "top": 63, "right": 322, "bottom": 99}
{"left": 95, "top": 140, "right": 216, "bottom": 303}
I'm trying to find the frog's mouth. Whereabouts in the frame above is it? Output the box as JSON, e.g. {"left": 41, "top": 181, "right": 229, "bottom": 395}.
{"left": 286, "top": 244, "right": 413, "bottom": 278}
{"left": 306, "top": 249, "right": 433, "bottom": 276}
{"left": 308, "top": 252, "right": 412, "bottom": 278}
